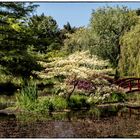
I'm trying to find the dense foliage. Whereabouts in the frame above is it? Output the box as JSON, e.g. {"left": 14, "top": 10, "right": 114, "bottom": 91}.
{"left": 37, "top": 51, "right": 124, "bottom": 102}
{"left": 0, "top": 3, "right": 139, "bottom": 113}
{"left": 64, "top": 28, "right": 93, "bottom": 54}
{"left": 0, "top": 2, "right": 42, "bottom": 80}
{"left": 119, "top": 22, "right": 140, "bottom": 77}
{"left": 89, "top": 6, "right": 138, "bottom": 67}
{"left": 28, "top": 14, "right": 61, "bottom": 53}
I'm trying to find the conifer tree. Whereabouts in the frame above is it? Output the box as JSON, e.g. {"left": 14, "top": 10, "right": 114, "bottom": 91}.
{"left": 0, "top": 2, "right": 42, "bottom": 81}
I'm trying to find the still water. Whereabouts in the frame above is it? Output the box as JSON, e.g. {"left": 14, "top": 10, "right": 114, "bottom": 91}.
{"left": 0, "top": 107, "right": 140, "bottom": 138}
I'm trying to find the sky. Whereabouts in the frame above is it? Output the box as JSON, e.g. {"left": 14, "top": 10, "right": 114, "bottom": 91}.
{"left": 34, "top": 2, "right": 140, "bottom": 28}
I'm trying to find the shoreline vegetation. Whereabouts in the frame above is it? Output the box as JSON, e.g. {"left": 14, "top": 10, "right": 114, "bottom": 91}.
{"left": 0, "top": 3, "right": 140, "bottom": 121}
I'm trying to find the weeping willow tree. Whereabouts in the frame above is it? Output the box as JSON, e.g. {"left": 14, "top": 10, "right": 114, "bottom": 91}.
{"left": 119, "top": 22, "right": 140, "bottom": 77}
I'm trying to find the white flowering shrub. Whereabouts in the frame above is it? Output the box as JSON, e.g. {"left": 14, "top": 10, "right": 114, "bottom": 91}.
{"left": 36, "top": 50, "right": 125, "bottom": 103}
{"left": 38, "top": 51, "right": 112, "bottom": 79}
{"left": 87, "top": 85, "right": 126, "bottom": 104}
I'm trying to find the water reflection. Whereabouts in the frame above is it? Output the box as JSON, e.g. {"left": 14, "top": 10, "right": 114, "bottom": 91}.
{"left": 0, "top": 106, "right": 140, "bottom": 138}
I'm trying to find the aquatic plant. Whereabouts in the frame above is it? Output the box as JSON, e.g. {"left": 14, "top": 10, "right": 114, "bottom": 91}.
{"left": 16, "top": 80, "right": 38, "bottom": 110}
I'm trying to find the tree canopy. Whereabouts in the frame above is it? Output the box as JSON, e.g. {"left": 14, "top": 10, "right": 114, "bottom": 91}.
{"left": 89, "top": 6, "right": 138, "bottom": 68}
{"left": 28, "top": 14, "right": 61, "bottom": 53}
{"left": 64, "top": 28, "right": 93, "bottom": 54}
{"left": 0, "top": 2, "right": 42, "bottom": 79}
{"left": 119, "top": 22, "right": 140, "bottom": 77}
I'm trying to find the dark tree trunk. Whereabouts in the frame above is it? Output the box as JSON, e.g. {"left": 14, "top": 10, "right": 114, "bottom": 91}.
{"left": 66, "top": 81, "right": 78, "bottom": 101}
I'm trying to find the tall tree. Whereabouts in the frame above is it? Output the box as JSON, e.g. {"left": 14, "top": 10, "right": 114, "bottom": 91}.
{"left": 63, "top": 22, "right": 76, "bottom": 33}
{"left": 0, "top": 2, "right": 42, "bottom": 81}
{"left": 28, "top": 14, "right": 61, "bottom": 53}
{"left": 119, "top": 23, "right": 140, "bottom": 77}
{"left": 90, "top": 6, "right": 138, "bottom": 68}
{"left": 59, "top": 22, "right": 77, "bottom": 42}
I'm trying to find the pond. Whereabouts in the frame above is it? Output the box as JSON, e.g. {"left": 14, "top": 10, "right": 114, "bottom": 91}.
{"left": 0, "top": 106, "right": 140, "bottom": 138}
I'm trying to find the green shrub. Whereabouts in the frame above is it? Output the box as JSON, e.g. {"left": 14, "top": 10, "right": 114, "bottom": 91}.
{"left": 34, "top": 97, "right": 51, "bottom": 113}
{"left": 50, "top": 96, "right": 68, "bottom": 111}
{"left": 35, "top": 96, "right": 68, "bottom": 113}
{"left": 68, "top": 95, "right": 90, "bottom": 109}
